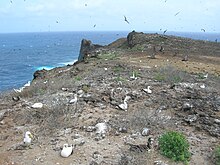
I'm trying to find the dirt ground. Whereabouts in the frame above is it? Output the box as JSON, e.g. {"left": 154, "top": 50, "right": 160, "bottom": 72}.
{"left": 0, "top": 33, "right": 220, "bottom": 165}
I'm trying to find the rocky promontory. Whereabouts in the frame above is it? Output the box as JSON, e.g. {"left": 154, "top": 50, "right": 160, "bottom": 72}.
{"left": 0, "top": 31, "right": 220, "bottom": 165}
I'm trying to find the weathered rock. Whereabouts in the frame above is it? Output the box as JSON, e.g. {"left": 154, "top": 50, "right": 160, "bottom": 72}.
{"left": 78, "top": 39, "right": 102, "bottom": 62}
{"left": 86, "top": 126, "right": 96, "bottom": 132}
{"left": 141, "top": 128, "right": 150, "bottom": 136}
{"left": 33, "top": 69, "right": 47, "bottom": 79}
{"left": 95, "top": 123, "right": 107, "bottom": 135}
{"left": 182, "top": 102, "right": 193, "bottom": 111}
{"left": 118, "top": 127, "right": 128, "bottom": 133}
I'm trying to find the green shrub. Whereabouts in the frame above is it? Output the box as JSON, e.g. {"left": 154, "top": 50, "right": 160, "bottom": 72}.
{"left": 159, "top": 131, "right": 191, "bottom": 163}
{"left": 214, "top": 146, "right": 220, "bottom": 165}
{"left": 154, "top": 66, "right": 187, "bottom": 84}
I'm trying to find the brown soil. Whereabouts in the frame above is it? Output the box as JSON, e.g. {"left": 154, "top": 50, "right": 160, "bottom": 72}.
{"left": 0, "top": 32, "right": 220, "bottom": 165}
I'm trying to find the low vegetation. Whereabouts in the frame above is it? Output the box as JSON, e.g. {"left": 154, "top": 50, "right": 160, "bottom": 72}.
{"left": 214, "top": 146, "right": 220, "bottom": 165}
{"left": 159, "top": 131, "right": 191, "bottom": 163}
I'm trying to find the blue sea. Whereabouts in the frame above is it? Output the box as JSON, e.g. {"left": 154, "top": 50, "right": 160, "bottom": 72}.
{"left": 0, "top": 31, "right": 219, "bottom": 92}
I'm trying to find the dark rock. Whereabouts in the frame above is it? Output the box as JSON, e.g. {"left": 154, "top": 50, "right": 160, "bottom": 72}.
{"left": 118, "top": 127, "right": 128, "bottom": 133}
{"left": 33, "top": 69, "right": 47, "bottom": 79}
{"left": 127, "top": 30, "right": 137, "bottom": 48}
{"left": 182, "top": 102, "right": 193, "bottom": 111}
{"left": 89, "top": 161, "right": 98, "bottom": 165}
{"left": 78, "top": 39, "right": 103, "bottom": 62}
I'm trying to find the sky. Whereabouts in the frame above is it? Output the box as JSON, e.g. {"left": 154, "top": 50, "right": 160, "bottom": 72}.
{"left": 0, "top": 0, "right": 219, "bottom": 33}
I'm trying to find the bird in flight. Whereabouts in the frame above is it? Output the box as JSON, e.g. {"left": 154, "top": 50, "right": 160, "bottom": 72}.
{"left": 201, "top": 28, "right": 205, "bottom": 32}
{"left": 163, "top": 29, "right": 167, "bottom": 34}
{"left": 10, "top": 0, "right": 13, "bottom": 3}
{"left": 124, "top": 16, "right": 130, "bottom": 24}
{"left": 93, "top": 24, "right": 96, "bottom": 28}
{"left": 174, "top": 12, "right": 180, "bottom": 16}
{"left": 56, "top": 21, "right": 59, "bottom": 23}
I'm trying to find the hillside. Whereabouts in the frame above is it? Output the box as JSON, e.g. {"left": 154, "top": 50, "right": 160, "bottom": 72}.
{"left": 0, "top": 31, "right": 220, "bottom": 165}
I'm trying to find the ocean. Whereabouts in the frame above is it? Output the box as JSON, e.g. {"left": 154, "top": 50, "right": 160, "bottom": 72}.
{"left": 0, "top": 31, "right": 219, "bottom": 92}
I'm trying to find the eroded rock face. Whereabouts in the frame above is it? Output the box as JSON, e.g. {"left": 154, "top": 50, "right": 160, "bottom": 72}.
{"left": 78, "top": 39, "right": 103, "bottom": 62}
{"left": 33, "top": 69, "right": 47, "bottom": 79}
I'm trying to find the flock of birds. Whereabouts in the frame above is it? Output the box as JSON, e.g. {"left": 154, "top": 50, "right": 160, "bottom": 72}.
{"left": 8, "top": 0, "right": 208, "bottom": 33}
{"left": 23, "top": 131, "right": 74, "bottom": 158}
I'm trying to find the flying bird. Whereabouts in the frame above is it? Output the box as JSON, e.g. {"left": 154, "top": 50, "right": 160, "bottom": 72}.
{"left": 10, "top": 0, "right": 13, "bottom": 3}
{"left": 56, "top": 21, "right": 59, "bottom": 23}
{"left": 201, "top": 28, "right": 205, "bottom": 32}
{"left": 93, "top": 24, "right": 96, "bottom": 28}
{"left": 163, "top": 29, "right": 167, "bottom": 34}
{"left": 124, "top": 16, "right": 130, "bottom": 24}
{"left": 174, "top": 12, "right": 180, "bottom": 16}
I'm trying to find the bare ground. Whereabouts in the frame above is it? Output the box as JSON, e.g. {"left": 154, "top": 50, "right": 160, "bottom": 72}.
{"left": 0, "top": 33, "right": 220, "bottom": 165}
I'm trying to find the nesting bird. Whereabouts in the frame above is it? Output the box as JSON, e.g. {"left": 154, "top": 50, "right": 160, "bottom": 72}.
{"left": 118, "top": 96, "right": 131, "bottom": 111}
{"left": 23, "top": 131, "right": 33, "bottom": 146}
{"left": 143, "top": 86, "right": 152, "bottom": 94}
{"left": 61, "top": 144, "right": 74, "bottom": 158}
{"left": 70, "top": 94, "right": 78, "bottom": 104}
{"left": 130, "top": 71, "right": 138, "bottom": 80}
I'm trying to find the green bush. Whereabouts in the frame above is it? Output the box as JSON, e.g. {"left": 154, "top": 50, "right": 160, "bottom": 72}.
{"left": 214, "top": 146, "right": 220, "bottom": 165}
{"left": 159, "top": 131, "right": 191, "bottom": 163}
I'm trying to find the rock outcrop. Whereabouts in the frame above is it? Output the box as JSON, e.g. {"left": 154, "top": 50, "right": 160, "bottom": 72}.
{"left": 78, "top": 39, "right": 103, "bottom": 62}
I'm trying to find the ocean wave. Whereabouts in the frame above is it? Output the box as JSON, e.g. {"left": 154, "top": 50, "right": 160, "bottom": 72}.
{"left": 58, "top": 60, "right": 77, "bottom": 66}
{"left": 35, "top": 66, "right": 55, "bottom": 71}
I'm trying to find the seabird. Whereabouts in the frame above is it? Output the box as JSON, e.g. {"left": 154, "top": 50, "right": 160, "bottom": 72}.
{"left": 201, "top": 28, "right": 205, "bottom": 32}
{"left": 163, "top": 29, "right": 167, "bottom": 34}
{"left": 143, "top": 86, "right": 152, "bottom": 94}
{"left": 69, "top": 94, "right": 77, "bottom": 104}
{"left": 61, "top": 144, "right": 74, "bottom": 158}
{"left": 124, "top": 16, "right": 130, "bottom": 24}
{"left": 23, "top": 131, "right": 33, "bottom": 146}
{"left": 93, "top": 24, "right": 96, "bottom": 28}
{"left": 130, "top": 71, "right": 138, "bottom": 80}
{"left": 118, "top": 96, "right": 131, "bottom": 111}
{"left": 56, "top": 21, "right": 59, "bottom": 23}
{"left": 174, "top": 12, "right": 180, "bottom": 16}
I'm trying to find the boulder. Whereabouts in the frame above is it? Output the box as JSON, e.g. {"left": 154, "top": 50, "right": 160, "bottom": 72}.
{"left": 33, "top": 69, "right": 47, "bottom": 79}
{"left": 78, "top": 39, "right": 102, "bottom": 62}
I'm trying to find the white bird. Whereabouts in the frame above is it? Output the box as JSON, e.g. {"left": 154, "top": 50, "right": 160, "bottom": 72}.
{"left": 203, "top": 73, "right": 208, "bottom": 79}
{"left": 61, "top": 144, "right": 74, "bottom": 158}
{"left": 118, "top": 96, "right": 131, "bottom": 111}
{"left": 69, "top": 94, "right": 77, "bottom": 104}
{"left": 143, "top": 86, "right": 152, "bottom": 94}
{"left": 23, "top": 131, "right": 33, "bottom": 146}
{"left": 130, "top": 71, "right": 137, "bottom": 80}
{"left": 31, "top": 102, "right": 43, "bottom": 109}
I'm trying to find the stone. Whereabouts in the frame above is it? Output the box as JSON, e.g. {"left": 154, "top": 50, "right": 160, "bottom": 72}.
{"left": 214, "top": 119, "right": 220, "bottom": 124}
{"left": 78, "top": 39, "right": 102, "bottom": 62}
{"left": 184, "top": 114, "right": 198, "bottom": 123}
{"left": 118, "top": 127, "right": 127, "bottom": 133}
{"left": 86, "top": 126, "right": 96, "bottom": 132}
{"left": 182, "top": 102, "right": 193, "bottom": 111}
{"left": 141, "top": 128, "right": 150, "bottom": 136}
{"left": 33, "top": 69, "right": 47, "bottom": 79}
{"left": 95, "top": 123, "right": 107, "bottom": 134}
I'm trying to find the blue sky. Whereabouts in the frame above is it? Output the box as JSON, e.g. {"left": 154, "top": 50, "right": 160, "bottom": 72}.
{"left": 0, "top": 0, "right": 219, "bottom": 33}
